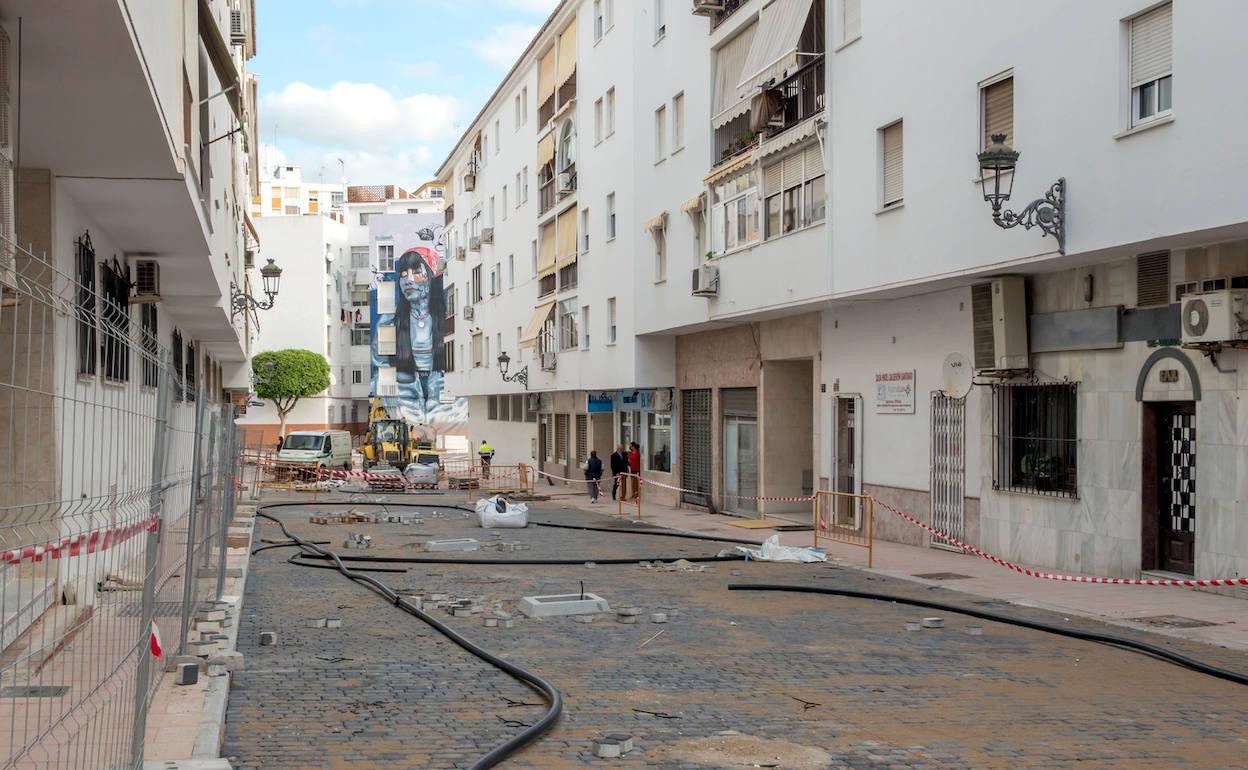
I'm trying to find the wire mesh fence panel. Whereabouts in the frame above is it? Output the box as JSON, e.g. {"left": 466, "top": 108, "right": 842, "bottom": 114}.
{"left": 0, "top": 237, "right": 239, "bottom": 770}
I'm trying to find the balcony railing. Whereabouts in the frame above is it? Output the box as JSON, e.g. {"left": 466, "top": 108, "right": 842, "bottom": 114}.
{"left": 768, "top": 57, "right": 825, "bottom": 137}
{"left": 711, "top": 0, "right": 747, "bottom": 29}
{"left": 539, "top": 177, "right": 556, "bottom": 215}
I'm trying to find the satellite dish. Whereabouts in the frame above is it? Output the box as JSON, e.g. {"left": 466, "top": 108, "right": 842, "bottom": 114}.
{"left": 942, "top": 352, "right": 973, "bottom": 399}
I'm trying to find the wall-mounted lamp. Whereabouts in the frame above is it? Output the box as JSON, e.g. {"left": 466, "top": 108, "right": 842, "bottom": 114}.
{"left": 497, "top": 351, "right": 529, "bottom": 390}
{"left": 977, "top": 134, "right": 1065, "bottom": 255}
{"left": 230, "top": 258, "right": 283, "bottom": 321}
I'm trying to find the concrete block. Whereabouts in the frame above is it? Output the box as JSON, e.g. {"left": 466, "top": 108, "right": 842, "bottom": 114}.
{"left": 573, "top": 614, "right": 594, "bottom": 624}
{"left": 514, "top": 543, "right": 530, "bottom": 551}
{"left": 483, "top": 618, "right": 499, "bottom": 628}
{"left": 326, "top": 617, "right": 343, "bottom": 629}
{"left": 168, "top": 654, "right": 205, "bottom": 674}
{"left": 966, "top": 625, "right": 984, "bottom": 636}
{"left": 188, "top": 640, "right": 216, "bottom": 658}
{"left": 921, "top": 617, "right": 945, "bottom": 629}
{"left": 226, "top": 534, "right": 250, "bottom": 549}
{"left": 905, "top": 622, "right": 922, "bottom": 632}
{"left": 616, "top": 607, "right": 641, "bottom": 617}
{"left": 175, "top": 662, "right": 199, "bottom": 686}
{"left": 594, "top": 739, "right": 622, "bottom": 758}
{"left": 258, "top": 631, "right": 277, "bottom": 646}
{"left": 207, "top": 663, "right": 227, "bottom": 677}
{"left": 606, "top": 734, "right": 635, "bottom": 753}
{"left": 198, "top": 609, "right": 226, "bottom": 622}
{"left": 501, "top": 619, "right": 515, "bottom": 629}
{"left": 306, "top": 618, "right": 327, "bottom": 628}
{"left": 617, "top": 615, "right": 638, "bottom": 624}
{"left": 650, "top": 613, "right": 667, "bottom": 624}
{"left": 518, "top": 593, "right": 610, "bottom": 618}
{"left": 195, "top": 619, "right": 222, "bottom": 634}
{"left": 426, "top": 538, "right": 480, "bottom": 552}
{"left": 657, "top": 606, "right": 679, "bottom": 617}
{"left": 207, "top": 651, "right": 244, "bottom": 672}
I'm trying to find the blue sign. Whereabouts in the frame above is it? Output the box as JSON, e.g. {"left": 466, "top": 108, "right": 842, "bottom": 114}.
{"left": 587, "top": 392, "right": 615, "bottom": 413}
{"left": 619, "top": 390, "right": 654, "bottom": 410}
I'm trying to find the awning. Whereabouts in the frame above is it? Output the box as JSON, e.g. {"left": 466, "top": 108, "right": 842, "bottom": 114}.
{"left": 644, "top": 211, "right": 668, "bottom": 231}
{"left": 557, "top": 22, "right": 577, "bottom": 86}
{"left": 758, "top": 115, "right": 818, "bottom": 159}
{"left": 704, "top": 150, "right": 755, "bottom": 186}
{"left": 537, "top": 131, "right": 556, "bottom": 168}
{"left": 538, "top": 47, "right": 557, "bottom": 103}
{"left": 537, "top": 220, "right": 557, "bottom": 278}
{"left": 555, "top": 207, "right": 578, "bottom": 268}
{"left": 198, "top": 0, "right": 243, "bottom": 124}
{"left": 244, "top": 211, "right": 260, "bottom": 244}
{"left": 519, "top": 301, "right": 556, "bottom": 349}
{"left": 680, "top": 192, "right": 706, "bottom": 216}
{"left": 737, "top": 0, "right": 816, "bottom": 91}
{"left": 712, "top": 21, "right": 758, "bottom": 129}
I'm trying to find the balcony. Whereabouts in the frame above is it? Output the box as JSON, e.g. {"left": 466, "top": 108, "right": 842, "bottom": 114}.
{"left": 692, "top": 0, "right": 747, "bottom": 29}
{"left": 540, "top": 165, "right": 576, "bottom": 216}
{"left": 764, "top": 58, "right": 825, "bottom": 139}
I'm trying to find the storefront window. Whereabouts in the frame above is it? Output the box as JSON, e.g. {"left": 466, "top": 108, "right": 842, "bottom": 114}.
{"left": 648, "top": 412, "right": 671, "bottom": 472}
{"left": 620, "top": 410, "right": 639, "bottom": 446}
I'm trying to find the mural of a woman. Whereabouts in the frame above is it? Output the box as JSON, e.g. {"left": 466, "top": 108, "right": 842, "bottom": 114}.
{"left": 373, "top": 246, "right": 445, "bottom": 421}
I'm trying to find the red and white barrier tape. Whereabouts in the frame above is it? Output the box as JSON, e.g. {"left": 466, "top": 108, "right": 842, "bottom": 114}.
{"left": 872, "top": 497, "right": 1248, "bottom": 588}
{"left": 3, "top": 515, "right": 159, "bottom": 566}
{"left": 632, "top": 474, "right": 814, "bottom": 503}
{"left": 532, "top": 468, "right": 604, "bottom": 495}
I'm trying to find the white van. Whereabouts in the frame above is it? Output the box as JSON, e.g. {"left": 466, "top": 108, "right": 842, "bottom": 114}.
{"left": 277, "top": 430, "right": 353, "bottom": 471}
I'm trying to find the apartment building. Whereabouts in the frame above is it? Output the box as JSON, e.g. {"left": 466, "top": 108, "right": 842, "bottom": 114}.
{"left": 0, "top": 0, "right": 261, "bottom": 720}
{"left": 252, "top": 163, "right": 346, "bottom": 220}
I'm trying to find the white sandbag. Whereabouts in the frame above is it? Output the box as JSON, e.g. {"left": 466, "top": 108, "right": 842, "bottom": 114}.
{"left": 475, "top": 496, "right": 529, "bottom": 528}
{"left": 736, "top": 535, "right": 826, "bottom": 563}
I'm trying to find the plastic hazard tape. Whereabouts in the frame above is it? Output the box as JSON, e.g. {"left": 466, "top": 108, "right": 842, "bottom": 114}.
{"left": 873, "top": 497, "right": 1248, "bottom": 588}
{"left": 633, "top": 474, "right": 815, "bottom": 503}
{"left": 533, "top": 468, "right": 603, "bottom": 495}
{"left": 2, "top": 515, "right": 159, "bottom": 565}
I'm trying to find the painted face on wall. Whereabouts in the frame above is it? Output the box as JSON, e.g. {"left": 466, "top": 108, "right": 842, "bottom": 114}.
{"left": 399, "top": 264, "right": 430, "bottom": 305}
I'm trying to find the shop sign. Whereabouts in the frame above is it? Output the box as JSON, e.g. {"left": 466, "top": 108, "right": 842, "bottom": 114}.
{"left": 587, "top": 392, "right": 616, "bottom": 413}
{"left": 875, "top": 370, "right": 916, "bottom": 414}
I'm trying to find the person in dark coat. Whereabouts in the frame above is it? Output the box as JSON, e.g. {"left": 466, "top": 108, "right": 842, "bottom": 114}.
{"left": 609, "top": 444, "right": 629, "bottom": 500}
{"left": 585, "top": 450, "right": 604, "bottom": 503}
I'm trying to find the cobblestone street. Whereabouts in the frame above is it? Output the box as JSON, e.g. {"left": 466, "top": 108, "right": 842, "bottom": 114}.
{"left": 222, "top": 496, "right": 1248, "bottom": 769}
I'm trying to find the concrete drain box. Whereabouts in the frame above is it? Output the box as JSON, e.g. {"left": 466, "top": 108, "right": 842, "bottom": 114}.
{"left": 518, "top": 593, "right": 610, "bottom": 618}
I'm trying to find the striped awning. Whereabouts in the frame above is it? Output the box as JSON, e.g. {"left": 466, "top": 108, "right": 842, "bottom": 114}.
{"left": 704, "top": 151, "right": 755, "bottom": 186}
{"left": 679, "top": 193, "right": 705, "bottom": 216}
{"left": 519, "top": 301, "right": 556, "bottom": 349}
{"left": 737, "top": 0, "right": 816, "bottom": 91}
{"left": 644, "top": 211, "right": 668, "bottom": 231}
{"left": 712, "top": 21, "right": 758, "bottom": 129}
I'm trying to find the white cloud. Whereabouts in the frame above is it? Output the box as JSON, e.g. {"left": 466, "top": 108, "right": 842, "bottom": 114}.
{"left": 472, "top": 23, "right": 539, "bottom": 68}
{"left": 262, "top": 82, "right": 460, "bottom": 150}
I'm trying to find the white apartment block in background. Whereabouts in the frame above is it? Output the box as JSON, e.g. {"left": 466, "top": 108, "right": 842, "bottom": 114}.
{"left": 252, "top": 164, "right": 346, "bottom": 220}
{"left": 436, "top": 0, "right": 1248, "bottom": 586}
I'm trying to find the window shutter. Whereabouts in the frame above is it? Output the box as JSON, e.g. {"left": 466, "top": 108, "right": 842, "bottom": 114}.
{"left": 377, "top": 324, "right": 396, "bottom": 355}
{"left": 842, "top": 0, "right": 861, "bottom": 40}
{"left": 983, "top": 76, "right": 1013, "bottom": 149}
{"left": 1130, "top": 2, "right": 1172, "bottom": 87}
{"left": 881, "top": 121, "right": 903, "bottom": 205}
{"left": 782, "top": 153, "right": 804, "bottom": 189}
{"left": 804, "top": 143, "right": 824, "bottom": 179}
{"left": 1136, "top": 251, "right": 1171, "bottom": 307}
{"left": 764, "top": 160, "right": 784, "bottom": 196}
{"left": 376, "top": 281, "right": 396, "bottom": 314}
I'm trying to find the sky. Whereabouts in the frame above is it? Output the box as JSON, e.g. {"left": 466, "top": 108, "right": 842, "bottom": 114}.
{"left": 251, "top": 0, "right": 560, "bottom": 189}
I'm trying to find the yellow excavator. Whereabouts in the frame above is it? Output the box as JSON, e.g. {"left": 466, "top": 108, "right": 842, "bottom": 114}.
{"left": 360, "top": 398, "right": 438, "bottom": 470}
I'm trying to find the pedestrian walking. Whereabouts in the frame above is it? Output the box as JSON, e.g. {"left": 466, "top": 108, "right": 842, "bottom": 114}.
{"left": 626, "top": 441, "right": 641, "bottom": 500}
{"left": 275, "top": 434, "right": 284, "bottom": 453}
{"left": 585, "top": 450, "right": 603, "bottom": 503}
{"left": 478, "top": 439, "right": 495, "bottom": 478}
{"left": 609, "top": 444, "right": 629, "bottom": 500}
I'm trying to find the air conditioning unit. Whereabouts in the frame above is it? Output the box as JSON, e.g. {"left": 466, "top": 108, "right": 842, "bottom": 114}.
{"left": 469, "top": 236, "right": 482, "bottom": 251}
{"left": 481, "top": 227, "right": 494, "bottom": 244}
{"left": 463, "top": 172, "right": 476, "bottom": 192}
{"left": 691, "top": 264, "right": 719, "bottom": 296}
{"left": 455, "top": 246, "right": 466, "bottom": 261}
{"left": 541, "top": 350, "right": 557, "bottom": 371}
{"left": 463, "top": 305, "right": 475, "bottom": 321}
{"left": 1181, "top": 290, "right": 1248, "bottom": 345}
{"left": 971, "top": 276, "right": 1029, "bottom": 371}
{"left": 129, "top": 260, "right": 161, "bottom": 303}
{"left": 229, "top": 7, "right": 246, "bottom": 45}
{"left": 244, "top": 248, "right": 255, "bottom": 268}
{"left": 691, "top": 0, "right": 725, "bottom": 16}
{"left": 557, "top": 172, "right": 575, "bottom": 196}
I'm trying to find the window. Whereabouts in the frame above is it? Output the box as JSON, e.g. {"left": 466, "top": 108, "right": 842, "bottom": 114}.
{"left": 481, "top": 135, "right": 488, "bottom": 165}
{"left": 489, "top": 196, "right": 496, "bottom": 226}
{"left": 619, "top": 410, "right": 637, "bottom": 446}
{"left": 508, "top": 254, "right": 515, "bottom": 288}
{"left": 377, "top": 280, "right": 396, "bottom": 314}
{"left": 594, "top": 0, "right": 605, "bottom": 41}
{"left": 377, "top": 366, "right": 397, "bottom": 396}
{"left": 654, "top": 105, "right": 666, "bottom": 163}
{"left": 472, "top": 333, "right": 484, "bottom": 367}
{"left": 515, "top": 94, "right": 522, "bottom": 127}
{"left": 581, "top": 305, "right": 590, "bottom": 348}
{"left": 880, "top": 120, "right": 903, "bottom": 208}
{"left": 331, "top": 191, "right": 344, "bottom": 208}
{"left": 522, "top": 166, "right": 530, "bottom": 202}
{"left": 515, "top": 173, "right": 522, "bottom": 207}
{"left": 648, "top": 412, "right": 671, "bottom": 472}
{"left": 981, "top": 74, "right": 1014, "bottom": 152}
{"left": 484, "top": 335, "right": 490, "bottom": 367}
{"left": 839, "top": 0, "right": 861, "bottom": 44}
{"left": 764, "top": 146, "right": 825, "bottom": 237}
{"left": 510, "top": 394, "right": 524, "bottom": 422}
{"left": 607, "top": 297, "right": 617, "bottom": 344}
{"left": 709, "top": 168, "right": 759, "bottom": 255}
{"left": 605, "top": 88, "right": 615, "bottom": 137}
{"left": 521, "top": 86, "right": 529, "bottom": 125}
{"left": 185, "top": 341, "right": 196, "bottom": 401}
{"left": 992, "top": 383, "right": 1078, "bottom": 498}
{"left": 98, "top": 260, "right": 131, "bottom": 382}
{"left": 558, "top": 261, "right": 578, "bottom": 292}
{"left": 490, "top": 264, "right": 499, "bottom": 296}
{"left": 352, "top": 368, "right": 364, "bottom": 385}
{"left": 171, "top": 330, "right": 183, "bottom": 400}
{"left": 1129, "top": 2, "right": 1172, "bottom": 127}
{"left": 494, "top": 120, "right": 500, "bottom": 154}
{"left": 654, "top": 0, "right": 666, "bottom": 40}
{"left": 531, "top": 240, "right": 538, "bottom": 276}
{"left": 378, "top": 242, "right": 395, "bottom": 271}
{"left": 580, "top": 209, "right": 590, "bottom": 252}
{"left": 606, "top": 193, "right": 616, "bottom": 239}
{"left": 284, "top": 186, "right": 298, "bottom": 200}
{"left": 359, "top": 211, "right": 375, "bottom": 226}
{"left": 75, "top": 234, "right": 97, "bottom": 376}
{"left": 558, "top": 298, "right": 579, "bottom": 350}
{"left": 350, "top": 327, "right": 369, "bottom": 345}
{"left": 377, "top": 324, "right": 396, "bottom": 355}
{"left": 498, "top": 393, "right": 510, "bottom": 421}
{"left": 443, "top": 341, "right": 455, "bottom": 373}
{"left": 594, "top": 98, "right": 604, "bottom": 144}
{"left": 140, "top": 303, "right": 158, "bottom": 388}
{"left": 671, "top": 92, "right": 684, "bottom": 152}
{"left": 471, "top": 265, "right": 483, "bottom": 303}
{"left": 558, "top": 119, "right": 576, "bottom": 172}
{"left": 351, "top": 245, "right": 369, "bottom": 268}
{"left": 654, "top": 228, "right": 666, "bottom": 282}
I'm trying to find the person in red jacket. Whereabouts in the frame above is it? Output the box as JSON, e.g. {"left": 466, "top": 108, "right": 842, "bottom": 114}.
{"left": 626, "top": 441, "right": 641, "bottom": 500}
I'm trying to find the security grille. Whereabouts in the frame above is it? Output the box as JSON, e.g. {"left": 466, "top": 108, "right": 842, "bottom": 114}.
{"left": 555, "top": 413, "right": 569, "bottom": 463}
{"left": 992, "top": 382, "right": 1078, "bottom": 498}
{"left": 680, "top": 389, "right": 712, "bottom": 505}
{"left": 575, "top": 413, "right": 587, "bottom": 464}
{"left": 1136, "top": 251, "right": 1170, "bottom": 307}
{"left": 930, "top": 392, "right": 966, "bottom": 550}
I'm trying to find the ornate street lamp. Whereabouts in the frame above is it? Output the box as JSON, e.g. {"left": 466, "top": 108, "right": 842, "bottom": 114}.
{"left": 977, "top": 134, "right": 1065, "bottom": 255}
{"left": 230, "top": 258, "right": 284, "bottom": 321}
{"left": 497, "top": 351, "right": 529, "bottom": 390}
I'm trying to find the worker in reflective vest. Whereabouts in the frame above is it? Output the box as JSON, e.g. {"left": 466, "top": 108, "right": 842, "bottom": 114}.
{"left": 478, "top": 440, "right": 495, "bottom": 478}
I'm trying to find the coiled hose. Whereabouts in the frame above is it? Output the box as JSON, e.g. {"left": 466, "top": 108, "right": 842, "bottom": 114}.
{"left": 728, "top": 584, "right": 1248, "bottom": 686}
{"left": 256, "top": 508, "right": 563, "bottom": 769}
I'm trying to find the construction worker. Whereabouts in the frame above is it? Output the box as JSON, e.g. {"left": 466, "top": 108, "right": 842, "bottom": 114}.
{"left": 478, "top": 439, "right": 495, "bottom": 479}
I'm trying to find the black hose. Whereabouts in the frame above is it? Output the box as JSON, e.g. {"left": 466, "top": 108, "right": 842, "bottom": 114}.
{"left": 256, "top": 509, "right": 562, "bottom": 768}
{"left": 292, "top": 551, "right": 742, "bottom": 566}
{"left": 728, "top": 583, "right": 1248, "bottom": 687}
{"left": 285, "top": 551, "right": 409, "bottom": 573}
{"left": 251, "top": 539, "right": 331, "bottom": 555}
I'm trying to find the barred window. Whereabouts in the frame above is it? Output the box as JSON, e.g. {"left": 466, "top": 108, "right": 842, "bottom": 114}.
{"left": 75, "top": 234, "right": 97, "bottom": 376}
{"left": 992, "top": 383, "right": 1078, "bottom": 498}
{"left": 99, "top": 259, "right": 130, "bottom": 382}
{"left": 185, "top": 341, "right": 196, "bottom": 402}
{"left": 141, "top": 303, "right": 159, "bottom": 388}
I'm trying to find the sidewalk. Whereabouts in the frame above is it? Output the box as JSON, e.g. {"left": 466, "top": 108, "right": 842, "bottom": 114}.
{"left": 560, "top": 495, "right": 1248, "bottom": 652}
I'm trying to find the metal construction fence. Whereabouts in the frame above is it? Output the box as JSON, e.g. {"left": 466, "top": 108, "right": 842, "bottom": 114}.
{"left": 0, "top": 237, "right": 241, "bottom": 770}
{"left": 813, "top": 490, "right": 874, "bottom": 567}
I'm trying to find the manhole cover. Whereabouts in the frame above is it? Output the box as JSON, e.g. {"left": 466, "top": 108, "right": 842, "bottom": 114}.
{"left": 1131, "top": 615, "right": 1218, "bottom": 629}
{"left": 913, "top": 572, "right": 973, "bottom": 581}
{"left": 1, "top": 686, "right": 69, "bottom": 698}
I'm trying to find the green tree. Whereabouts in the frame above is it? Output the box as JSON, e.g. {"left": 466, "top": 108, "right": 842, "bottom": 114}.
{"left": 252, "top": 349, "right": 330, "bottom": 438}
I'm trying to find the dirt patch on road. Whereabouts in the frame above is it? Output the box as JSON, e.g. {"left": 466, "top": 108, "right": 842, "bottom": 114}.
{"left": 661, "top": 732, "right": 832, "bottom": 769}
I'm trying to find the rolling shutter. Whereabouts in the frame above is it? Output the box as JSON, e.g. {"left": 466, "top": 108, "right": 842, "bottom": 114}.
{"left": 1136, "top": 251, "right": 1171, "bottom": 307}
{"left": 1130, "top": 3, "right": 1172, "bottom": 86}
{"left": 881, "top": 121, "right": 903, "bottom": 205}
{"left": 983, "top": 76, "right": 1013, "bottom": 148}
